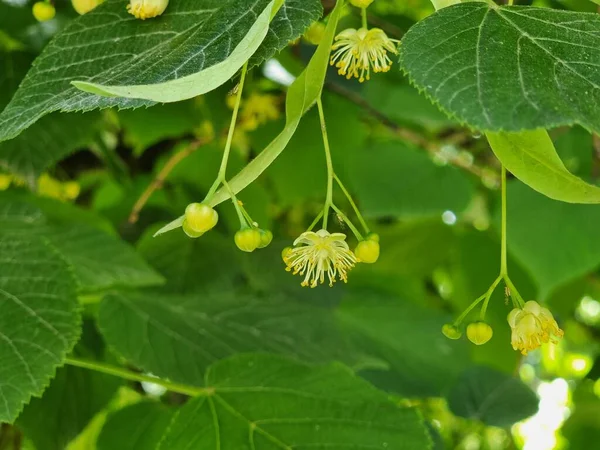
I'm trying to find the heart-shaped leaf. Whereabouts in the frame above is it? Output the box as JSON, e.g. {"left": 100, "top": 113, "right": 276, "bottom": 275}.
{"left": 401, "top": 4, "right": 600, "bottom": 132}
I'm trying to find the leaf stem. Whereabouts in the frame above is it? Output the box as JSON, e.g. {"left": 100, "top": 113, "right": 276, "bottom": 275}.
{"left": 333, "top": 173, "right": 370, "bottom": 235}
{"left": 64, "top": 357, "right": 209, "bottom": 397}
{"left": 317, "top": 97, "right": 334, "bottom": 229}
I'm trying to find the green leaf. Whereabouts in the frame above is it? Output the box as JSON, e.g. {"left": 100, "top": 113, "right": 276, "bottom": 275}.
{"left": 0, "top": 0, "right": 319, "bottom": 142}
{"left": 337, "top": 292, "right": 471, "bottom": 397}
{"left": 446, "top": 366, "right": 538, "bottom": 427}
{"left": 0, "top": 196, "right": 163, "bottom": 293}
{"left": 137, "top": 227, "right": 242, "bottom": 293}
{"left": 487, "top": 129, "right": 600, "bottom": 203}
{"left": 98, "top": 290, "right": 357, "bottom": 386}
{"left": 248, "top": 0, "right": 323, "bottom": 68}
{"left": 0, "top": 232, "right": 81, "bottom": 423}
{"left": 0, "top": 112, "right": 102, "bottom": 184}
{"left": 43, "top": 224, "right": 164, "bottom": 293}
{"left": 349, "top": 140, "right": 474, "bottom": 219}
{"left": 158, "top": 354, "right": 431, "bottom": 450}
{"left": 495, "top": 181, "right": 600, "bottom": 298}
{"left": 400, "top": 4, "right": 600, "bottom": 132}
{"left": 17, "top": 322, "right": 120, "bottom": 450}
{"left": 154, "top": 0, "right": 344, "bottom": 236}
{"left": 118, "top": 101, "right": 203, "bottom": 157}
{"left": 72, "top": 0, "right": 277, "bottom": 101}
{"left": 97, "top": 402, "right": 175, "bottom": 450}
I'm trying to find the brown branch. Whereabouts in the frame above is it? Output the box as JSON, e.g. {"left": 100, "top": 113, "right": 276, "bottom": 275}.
{"left": 128, "top": 138, "right": 208, "bottom": 224}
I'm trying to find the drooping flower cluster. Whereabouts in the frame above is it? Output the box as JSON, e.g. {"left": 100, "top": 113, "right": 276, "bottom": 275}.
{"left": 330, "top": 28, "right": 399, "bottom": 82}
{"left": 508, "top": 301, "right": 564, "bottom": 355}
{"left": 283, "top": 230, "right": 358, "bottom": 288}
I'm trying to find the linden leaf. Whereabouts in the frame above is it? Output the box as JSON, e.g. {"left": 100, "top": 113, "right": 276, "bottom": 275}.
{"left": 97, "top": 290, "right": 357, "bottom": 386}
{"left": 0, "top": 233, "right": 81, "bottom": 423}
{"left": 158, "top": 354, "right": 431, "bottom": 450}
{"left": 0, "top": 0, "right": 322, "bottom": 142}
{"left": 447, "top": 366, "right": 538, "bottom": 427}
{"left": 400, "top": 3, "right": 600, "bottom": 132}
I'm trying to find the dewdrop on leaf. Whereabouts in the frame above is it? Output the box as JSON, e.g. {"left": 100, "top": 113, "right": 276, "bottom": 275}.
{"left": 127, "top": 0, "right": 169, "bottom": 20}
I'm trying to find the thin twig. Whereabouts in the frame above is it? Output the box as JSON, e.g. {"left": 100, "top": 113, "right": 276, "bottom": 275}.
{"left": 325, "top": 81, "right": 494, "bottom": 180}
{"left": 128, "top": 138, "right": 208, "bottom": 224}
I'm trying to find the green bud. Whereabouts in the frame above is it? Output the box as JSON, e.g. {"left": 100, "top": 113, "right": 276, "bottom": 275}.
{"left": 442, "top": 324, "right": 462, "bottom": 340}
{"left": 235, "top": 229, "right": 262, "bottom": 253}
{"left": 466, "top": 321, "right": 493, "bottom": 345}
{"left": 258, "top": 229, "right": 273, "bottom": 249}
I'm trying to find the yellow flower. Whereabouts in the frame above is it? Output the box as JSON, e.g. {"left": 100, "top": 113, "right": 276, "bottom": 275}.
{"left": 32, "top": 2, "right": 55, "bottom": 22}
{"left": 508, "top": 301, "right": 564, "bottom": 355}
{"left": 239, "top": 93, "right": 281, "bottom": 131}
{"left": 350, "top": 0, "right": 374, "bottom": 7}
{"left": 0, "top": 174, "right": 12, "bottom": 191}
{"left": 283, "top": 229, "right": 357, "bottom": 288}
{"left": 330, "top": 28, "right": 399, "bottom": 82}
{"left": 127, "top": 0, "right": 169, "bottom": 20}
{"left": 71, "top": 0, "right": 104, "bottom": 15}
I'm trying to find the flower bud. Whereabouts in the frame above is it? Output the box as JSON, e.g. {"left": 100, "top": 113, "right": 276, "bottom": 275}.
{"left": 235, "top": 229, "right": 262, "bottom": 253}
{"left": 32, "top": 2, "right": 55, "bottom": 22}
{"left": 258, "top": 229, "right": 273, "bottom": 249}
{"left": 466, "top": 321, "right": 493, "bottom": 345}
{"left": 366, "top": 232, "right": 379, "bottom": 242}
{"left": 71, "top": 0, "right": 103, "bottom": 15}
{"left": 63, "top": 181, "right": 80, "bottom": 200}
{"left": 303, "top": 22, "right": 326, "bottom": 45}
{"left": 442, "top": 323, "right": 462, "bottom": 340}
{"left": 182, "top": 219, "right": 204, "bottom": 239}
{"left": 184, "top": 203, "right": 218, "bottom": 233}
{"left": 281, "top": 246, "right": 292, "bottom": 262}
{"left": 355, "top": 239, "right": 379, "bottom": 264}
{"left": 127, "top": 0, "right": 169, "bottom": 20}
{"left": 0, "top": 174, "right": 11, "bottom": 191}
{"left": 350, "top": 0, "right": 374, "bottom": 7}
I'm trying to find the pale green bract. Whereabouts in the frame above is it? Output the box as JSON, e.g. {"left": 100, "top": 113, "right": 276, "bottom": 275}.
{"left": 154, "top": 0, "right": 344, "bottom": 237}
{"left": 487, "top": 130, "right": 600, "bottom": 204}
